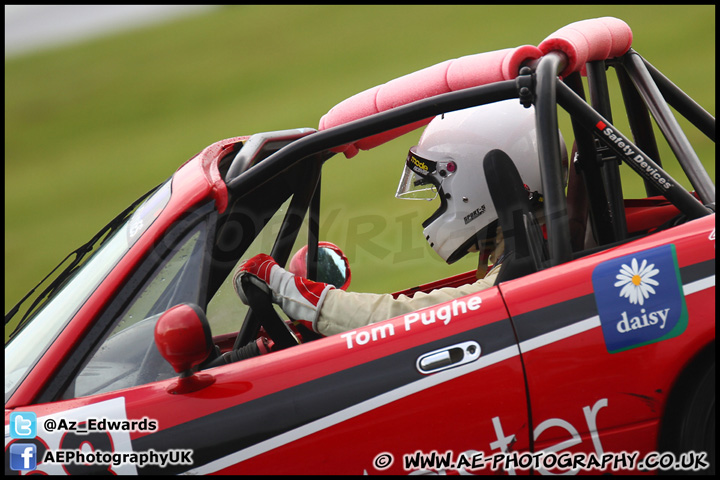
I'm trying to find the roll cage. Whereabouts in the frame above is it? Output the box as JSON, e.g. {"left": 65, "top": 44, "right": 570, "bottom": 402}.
{"left": 223, "top": 54, "right": 713, "bottom": 252}
{"left": 215, "top": 17, "right": 714, "bottom": 351}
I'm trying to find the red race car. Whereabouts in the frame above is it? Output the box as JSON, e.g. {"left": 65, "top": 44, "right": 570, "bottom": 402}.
{"left": 5, "top": 17, "right": 714, "bottom": 475}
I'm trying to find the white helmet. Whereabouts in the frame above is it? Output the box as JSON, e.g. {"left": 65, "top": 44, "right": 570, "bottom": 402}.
{"left": 396, "top": 99, "right": 566, "bottom": 264}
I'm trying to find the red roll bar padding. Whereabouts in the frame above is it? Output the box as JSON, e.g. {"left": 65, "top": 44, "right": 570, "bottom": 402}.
{"left": 538, "top": 17, "right": 633, "bottom": 78}
{"left": 319, "top": 17, "right": 632, "bottom": 158}
{"left": 319, "top": 45, "right": 543, "bottom": 158}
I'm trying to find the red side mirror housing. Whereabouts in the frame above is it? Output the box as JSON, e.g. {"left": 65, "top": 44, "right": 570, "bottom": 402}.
{"left": 154, "top": 303, "right": 215, "bottom": 394}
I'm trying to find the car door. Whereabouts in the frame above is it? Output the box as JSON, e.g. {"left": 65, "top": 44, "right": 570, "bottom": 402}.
{"left": 6, "top": 194, "right": 530, "bottom": 476}
{"left": 499, "top": 216, "right": 715, "bottom": 475}
{"left": 6, "top": 273, "right": 528, "bottom": 475}
{"left": 177, "top": 285, "right": 528, "bottom": 475}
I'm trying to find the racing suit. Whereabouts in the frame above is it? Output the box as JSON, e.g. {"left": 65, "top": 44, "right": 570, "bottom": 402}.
{"left": 316, "top": 263, "right": 501, "bottom": 336}
{"left": 315, "top": 234, "right": 505, "bottom": 335}
{"left": 235, "top": 235, "right": 504, "bottom": 337}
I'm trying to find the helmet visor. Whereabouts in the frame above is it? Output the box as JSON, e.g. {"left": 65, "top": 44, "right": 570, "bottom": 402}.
{"left": 395, "top": 150, "right": 441, "bottom": 201}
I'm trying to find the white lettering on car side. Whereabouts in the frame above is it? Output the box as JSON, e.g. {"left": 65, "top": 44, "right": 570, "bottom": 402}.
{"left": 340, "top": 295, "right": 482, "bottom": 349}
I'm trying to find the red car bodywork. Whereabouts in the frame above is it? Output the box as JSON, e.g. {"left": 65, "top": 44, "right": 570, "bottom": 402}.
{"left": 5, "top": 137, "right": 714, "bottom": 473}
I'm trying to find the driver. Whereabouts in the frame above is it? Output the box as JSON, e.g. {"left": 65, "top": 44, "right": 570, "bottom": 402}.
{"left": 234, "top": 100, "right": 565, "bottom": 337}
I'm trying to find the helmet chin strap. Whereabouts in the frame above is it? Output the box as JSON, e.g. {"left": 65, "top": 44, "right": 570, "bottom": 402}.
{"left": 475, "top": 227, "right": 505, "bottom": 280}
{"left": 476, "top": 248, "right": 492, "bottom": 279}
{"left": 474, "top": 224, "right": 501, "bottom": 280}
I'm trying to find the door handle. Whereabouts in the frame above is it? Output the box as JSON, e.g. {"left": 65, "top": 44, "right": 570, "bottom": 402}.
{"left": 416, "top": 341, "right": 481, "bottom": 374}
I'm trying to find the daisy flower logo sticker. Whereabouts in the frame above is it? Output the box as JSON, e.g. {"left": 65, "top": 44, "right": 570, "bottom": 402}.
{"left": 592, "top": 244, "right": 687, "bottom": 353}
{"left": 614, "top": 258, "right": 659, "bottom": 306}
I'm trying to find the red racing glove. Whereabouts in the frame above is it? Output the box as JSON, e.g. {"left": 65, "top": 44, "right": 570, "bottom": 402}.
{"left": 233, "top": 253, "right": 334, "bottom": 333}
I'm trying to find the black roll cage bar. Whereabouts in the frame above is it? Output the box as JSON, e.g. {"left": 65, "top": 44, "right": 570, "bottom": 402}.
{"left": 225, "top": 48, "right": 714, "bottom": 285}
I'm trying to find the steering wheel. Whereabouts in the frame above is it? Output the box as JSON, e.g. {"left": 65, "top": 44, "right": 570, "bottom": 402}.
{"left": 238, "top": 275, "right": 300, "bottom": 351}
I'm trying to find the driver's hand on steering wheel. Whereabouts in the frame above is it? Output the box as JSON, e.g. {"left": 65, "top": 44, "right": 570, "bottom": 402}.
{"left": 233, "top": 253, "right": 334, "bottom": 333}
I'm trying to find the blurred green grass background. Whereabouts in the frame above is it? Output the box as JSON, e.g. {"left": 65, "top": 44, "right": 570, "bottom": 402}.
{"left": 5, "top": 5, "right": 715, "bottom": 312}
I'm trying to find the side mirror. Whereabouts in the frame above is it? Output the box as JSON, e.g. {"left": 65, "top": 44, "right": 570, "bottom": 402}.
{"left": 288, "top": 241, "right": 351, "bottom": 290}
{"left": 154, "top": 303, "right": 216, "bottom": 394}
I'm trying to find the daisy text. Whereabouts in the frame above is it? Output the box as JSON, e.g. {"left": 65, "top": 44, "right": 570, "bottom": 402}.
{"left": 617, "top": 307, "right": 670, "bottom": 333}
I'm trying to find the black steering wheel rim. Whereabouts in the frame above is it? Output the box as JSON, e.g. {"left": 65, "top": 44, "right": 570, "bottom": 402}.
{"left": 237, "top": 275, "right": 299, "bottom": 351}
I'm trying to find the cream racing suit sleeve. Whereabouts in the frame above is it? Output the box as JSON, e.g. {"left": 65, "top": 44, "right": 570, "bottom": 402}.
{"left": 316, "top": 265, "right": 501, "bottom": 336}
